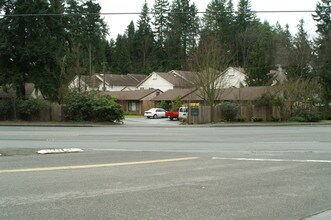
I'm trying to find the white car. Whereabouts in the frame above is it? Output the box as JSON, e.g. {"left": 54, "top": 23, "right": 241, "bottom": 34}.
{"left": 144, "top": 108, "right": 166, "bottom": 119}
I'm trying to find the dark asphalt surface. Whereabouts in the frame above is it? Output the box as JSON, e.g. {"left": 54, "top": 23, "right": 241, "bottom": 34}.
{"left": 0, "top": 120, "right": 331, "bottom": 220}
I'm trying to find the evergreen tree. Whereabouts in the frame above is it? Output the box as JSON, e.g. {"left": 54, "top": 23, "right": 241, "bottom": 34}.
{"left": 313, "top": 0, "right": 331, "bottom": 102}
{"left": 245, "top": 22, "right": 275, "bottom": 86}
{"left": 287, "top": 19, "right": 314, "bottom": 79}
{"left": 0, "top": 0, "right": 64, "bottom": 99}
{"left": 203, "top": 0, "right": 234, "bottom": 38}
{"left": 166, "top": 0, "right": 199, "bottom": 69}
{"left": 152, "top": 0, "right": 170, "bottom": 48}
{"left": 202, "top": 0, "right": 235, "bottom": 64}
{"left": 152, "top": 0, "right": 170, "bottom": 70}
{"left": 0, "top": 0, "right": 107, "bottom": 101}
{"left": 235, "top": 0, "right": 256, "bottom": 31}
{"left": 112, "top": 34, "right": 132, "bottom": 73}
{"left": 274, "top": 23, "right": 293, "bottom": 67}
{"left": 234, "top": 0, "right": 258, "bottom": 66}
{"left": 136, "top": 2, "right": 155, "bottom": 74}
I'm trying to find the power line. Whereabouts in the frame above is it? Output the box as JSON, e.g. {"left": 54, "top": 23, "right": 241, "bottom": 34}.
{"left": 0, "top": 10, "right": 316, "bottom": 18}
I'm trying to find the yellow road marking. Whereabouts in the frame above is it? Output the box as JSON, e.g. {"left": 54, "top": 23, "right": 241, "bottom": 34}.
{"left": 0, "top": 157, "right": 199, "bottom": 174}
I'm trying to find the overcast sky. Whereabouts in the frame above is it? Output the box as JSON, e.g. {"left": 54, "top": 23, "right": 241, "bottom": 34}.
{"left": 97, "top": 0, "right": 319, "bottom": 40}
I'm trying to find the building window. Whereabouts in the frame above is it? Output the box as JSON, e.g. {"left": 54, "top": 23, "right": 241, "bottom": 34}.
{"left": 129, "top": 101, "right": 140, "bottom": 112}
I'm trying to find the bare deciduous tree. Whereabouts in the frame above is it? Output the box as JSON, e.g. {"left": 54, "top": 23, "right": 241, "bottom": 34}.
{"left": 276, "top": 77, "right": 322, "bottom": 120}
{"left": 189, "top": 36, "right": 233, "bottom": 107}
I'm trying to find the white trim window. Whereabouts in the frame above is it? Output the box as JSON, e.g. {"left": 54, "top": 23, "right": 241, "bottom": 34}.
{"left": 129, "top": 101, "right": 140, "bottom": 112}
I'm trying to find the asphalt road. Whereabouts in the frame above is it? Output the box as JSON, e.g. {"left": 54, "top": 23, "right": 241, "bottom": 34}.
{"left": 0, "top": 120, "right": 331, "bottom": 220}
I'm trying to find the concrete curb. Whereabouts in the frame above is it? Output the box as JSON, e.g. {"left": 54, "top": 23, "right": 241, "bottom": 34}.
{"left": 0, "top": 122, "right": 120, "bottom": 127}
{"left": 37, "top": 148, "right": 84, "bottom": 154}
{"left": 209, "top": 122, "right": 331, "bottom": 127}
{"left": 0, "top": 121, "right": 330, "bottom": 128}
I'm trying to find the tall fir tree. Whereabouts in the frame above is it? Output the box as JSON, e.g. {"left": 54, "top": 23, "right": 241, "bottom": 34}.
{"left": 0, "top": 0, "right": 107, "bottom": 101}
{"left": 136, "top": 1, "right": 155, "bottom": 74}
{"left": 234, "top": 0, "right": 258, "bottom": 66}
{"left": 245, "top": 22, "right": 275, "bottom": 86}
{"left": 152, "top": 0, "right": 170, "bottom": 70}
{"left": 152, "top": 0, "right": 170, "bottom": 48}
{"left": 235, "top": 0, "right": 256, "bottom": 31}
{"left": 313, "top": 0, "right": 331, "bottom": 102}
{"left": 112, "top": 34, "right": 132, "bottom": 73}
{"left": 274, "top": 23, "right": 293, "bottom": 68}
{"left": 287, "top": 19, "right": 314, "bottom": 79}
{"left": 202, "top": 0, "right": 235, "bottom": 64}
{"left": 166, "top": 0, "right": 199, "bottom": 69}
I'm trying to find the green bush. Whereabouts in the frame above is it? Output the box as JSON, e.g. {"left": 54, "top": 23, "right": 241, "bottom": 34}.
{"left": 236, "top": 116, "right": 247, "bottom": 122}
{"left": 289, "top": 116, "right": 306, "bottom": 122}
{"left": 272, "top": 96, "right": 284, "bottom": 107}
{"left": 292, "top": 108, "right": 320, "bottom": 122}
{"left": 63, "top": 92, "right": 95, "bottom": 121}
{"left": 180, "top": 118, "right": 188, "bottom": 125}
{"left": 251, "top": 116, "right": 263, "bottom": 122}
{"left": 63, "top": 92, "right": 124, "bottom": 122}
{"left": 219, "top": 102, "right": 239, "bottom": 121}
{"left": 170, "top": 96, "right": 182, "bottom": 111}
{"left": 0, "top": 100, "right": 14, "bottom": 120}
{"left": 92, "top": 96, "right": 124, "bottom": 122}
{"left": 17, "top": 98, "right": 48, "bottom": 121}
{"left": 254, "top": 93, "right": 274, "bottom": 107}
{"left": 271, "top": 116, "right": 281, "bottom": 122}
{"left": 156, "top": 100, "right": 169, "bottom": 110}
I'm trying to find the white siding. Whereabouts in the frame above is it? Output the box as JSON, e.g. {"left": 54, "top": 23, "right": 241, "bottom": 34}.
{"left": 217, "top": 67, "right": 247, "bottom": 88}
{"left": 97, "top": 84, "right": 126, "bottom": 92}
{"left": 137, "top": 72, "right": 174, "bottom": 92}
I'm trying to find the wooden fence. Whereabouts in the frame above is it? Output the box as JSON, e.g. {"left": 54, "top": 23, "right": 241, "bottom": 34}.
{"left": 187, "top": 104, "right": 281, "bottom": 124}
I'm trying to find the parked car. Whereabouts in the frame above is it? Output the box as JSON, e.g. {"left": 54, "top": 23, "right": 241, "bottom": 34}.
{"left": 165, "top": 109, "right": 179, "bottom": 120}
{"left": 144, "top": 108, "right": 166, "bottom": 119}
{"left": 178, "top": 106, "right": 188, "bottom": 120}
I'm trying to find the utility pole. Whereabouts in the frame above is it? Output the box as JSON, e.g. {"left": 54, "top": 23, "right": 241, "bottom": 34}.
{"left": 89, "top": 43, "right": 92, "bottom": 76}
{"left": 102, "top": 62, "right": 107, "bottom": 91}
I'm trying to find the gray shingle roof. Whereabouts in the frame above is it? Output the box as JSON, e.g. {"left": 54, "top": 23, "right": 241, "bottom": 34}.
{"left": 182, "top": 86, "right": 277, "bottom": 101}
{"left": 104, "top": 74, "right": 147, "bottom": 87}
{"left": 152, "top": 89, "right": 196, "bottom": 101}
{"left": 157, "top": 72, "right": 194, "bottom": 88}
{"left": 102, "top": 89, "right": 162, "bottom": 101}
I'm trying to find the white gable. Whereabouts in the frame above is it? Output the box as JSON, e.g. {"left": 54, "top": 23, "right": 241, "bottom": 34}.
{"left": 217, "top": 67, "right": 247, "bottom": 88}
{"left": 137, "top": 72, "right": 174, "bottom": 92}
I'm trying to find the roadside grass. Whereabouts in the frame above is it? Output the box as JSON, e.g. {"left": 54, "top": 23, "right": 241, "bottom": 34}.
{"left": 124, "top": 115, "right": 144, "bottom": 119}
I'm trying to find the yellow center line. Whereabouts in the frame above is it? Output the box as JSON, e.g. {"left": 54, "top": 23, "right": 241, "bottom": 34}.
{"left": 0, "top": 157, "right": 199, "bottom": 174}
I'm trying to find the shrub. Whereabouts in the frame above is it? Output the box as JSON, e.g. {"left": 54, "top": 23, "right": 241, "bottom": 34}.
{"left": 63, "top": 92, "right": 94, "bottom": 121}
{"left": 272, "top": 96, "right": 284, "bottom": 107}
{"left": 17, "top": 98, "right": 48, "bottom": 120}
{"left": 156, "top": 101, "right": 170, "bottom": 111}
{"left": 289, "top": 116, "right": 306, "bottom": 122}
{"left": 251, "top": 116, "right": 263, "bottom": 122}
{"left": 218, "top": 102, "right": 239, "bottom": 121}
{"left": 63, "top": 91, "right": 124, "bottom": 122}
{"left": 292, "top": 108, "right": 320, "bottom": 122}
{"left": 0, "top": 100, "right": 14, "bottom": 120}
{"left": 170, "top": 96, "right": 182, "bottom": 111}
{"left": 180, "top": 118, "right": 188, "bottom": 125}
{"left": 236, "top": 116, "right": 247, "bottom": 122}
{"left": 271, "top": 116, "right": 281, "bottom": 122}
{"left": 254, "top": 93, "right": 274, "bottom": 107}
{"left": 92, "top": 96, "right": 124, "bottom": 122}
